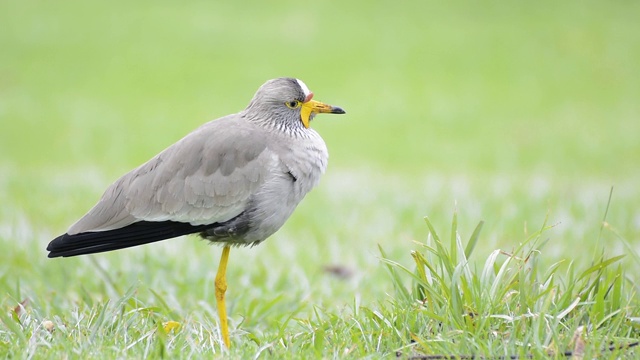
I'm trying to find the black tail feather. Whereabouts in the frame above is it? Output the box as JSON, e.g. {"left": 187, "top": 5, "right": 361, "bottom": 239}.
{"left": 47, "top": 221, "right": 215, "bottom": 258}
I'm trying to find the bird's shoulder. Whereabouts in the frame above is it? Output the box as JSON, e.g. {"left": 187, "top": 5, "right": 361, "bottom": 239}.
{"left": 173, "top": 114, "right": 290, "bottom": 175}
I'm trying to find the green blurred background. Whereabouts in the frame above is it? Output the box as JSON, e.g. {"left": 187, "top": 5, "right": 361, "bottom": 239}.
{"left": 1, "top": 0, "right": 639, "bottom": 302}
{"left": 3, "top": 1, "right": 639, "bottom": 174}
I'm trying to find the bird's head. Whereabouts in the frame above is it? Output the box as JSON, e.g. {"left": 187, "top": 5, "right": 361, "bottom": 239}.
{"left": 244, "top": 78, "right": 345, "bottom": 130}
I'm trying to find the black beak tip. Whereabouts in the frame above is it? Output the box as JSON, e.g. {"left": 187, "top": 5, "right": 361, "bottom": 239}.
{"left": 332, "top": 106, "right": 346, "bottom": 114}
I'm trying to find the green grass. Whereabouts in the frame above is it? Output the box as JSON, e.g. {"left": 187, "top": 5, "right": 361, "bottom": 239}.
{"left": 2, "top": 0, "right": 640, "bottom": 358}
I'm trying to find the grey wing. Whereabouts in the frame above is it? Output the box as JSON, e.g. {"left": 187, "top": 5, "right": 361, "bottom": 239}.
{"left": 68, "top": 118, "right": 277, "bottom": 234}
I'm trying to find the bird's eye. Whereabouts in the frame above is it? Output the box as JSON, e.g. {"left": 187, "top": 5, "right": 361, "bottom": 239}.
{"left": 285, "top": 100, "right": 301, "bottom": 109}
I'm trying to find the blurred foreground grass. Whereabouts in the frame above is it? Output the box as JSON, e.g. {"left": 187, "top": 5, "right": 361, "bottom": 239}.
{"left": 1, "top": 0, "right": 640, "bottom": 357}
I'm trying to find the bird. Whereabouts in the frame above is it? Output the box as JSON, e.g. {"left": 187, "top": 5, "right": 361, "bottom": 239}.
{"left": 46, "top": 77, "right": 345, "bottom": 349}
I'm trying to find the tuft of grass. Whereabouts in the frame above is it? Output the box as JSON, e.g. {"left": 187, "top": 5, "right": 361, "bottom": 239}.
{"left": 380, "top": 212, "right": 640, "bottom": 358}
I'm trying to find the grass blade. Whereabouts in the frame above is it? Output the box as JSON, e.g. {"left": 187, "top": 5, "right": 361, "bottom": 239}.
{"left": 465, "top": 221, "right": 484, "bottom": 259}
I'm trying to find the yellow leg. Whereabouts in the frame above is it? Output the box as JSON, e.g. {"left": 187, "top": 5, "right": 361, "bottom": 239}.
{"left": 215, "top": 246, "right": 231, "bottom": 349}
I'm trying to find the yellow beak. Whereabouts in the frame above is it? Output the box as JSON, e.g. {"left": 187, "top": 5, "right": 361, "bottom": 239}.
{"left": 300, "top": 100, "right": 346, "bottom": 128}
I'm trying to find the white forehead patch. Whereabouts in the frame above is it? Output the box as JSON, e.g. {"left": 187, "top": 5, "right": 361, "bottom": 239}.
{"left": 296, "top": 79, "right": 312, "bottom": 98}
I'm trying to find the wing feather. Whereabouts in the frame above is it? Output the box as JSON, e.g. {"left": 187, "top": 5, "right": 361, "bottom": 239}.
{"left": 68, "top": 116, "right": 275, "bottom": 234}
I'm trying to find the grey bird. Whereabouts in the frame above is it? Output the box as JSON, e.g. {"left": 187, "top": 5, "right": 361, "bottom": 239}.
{"left": 46, "top": 77, "right": 345, "bottom": 348}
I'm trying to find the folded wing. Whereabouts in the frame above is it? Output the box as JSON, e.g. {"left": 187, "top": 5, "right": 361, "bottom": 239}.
{"left": 48, "top": 117, "right": 277, "bottom": 257}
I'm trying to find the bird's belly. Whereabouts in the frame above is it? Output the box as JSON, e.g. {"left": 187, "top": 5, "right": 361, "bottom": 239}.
{"left": 241, "top": 178, "right": 306, "bottom": 245}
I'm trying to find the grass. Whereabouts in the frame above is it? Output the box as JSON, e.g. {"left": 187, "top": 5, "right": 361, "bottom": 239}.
{"left": 384, "top": 214, "right": 639, "bottom": 358}
{"left": 2, "top": 213, "right": 639, "bottom": 358}
{"left": 2, "top": 0, "right": 640, "bottom": 358}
